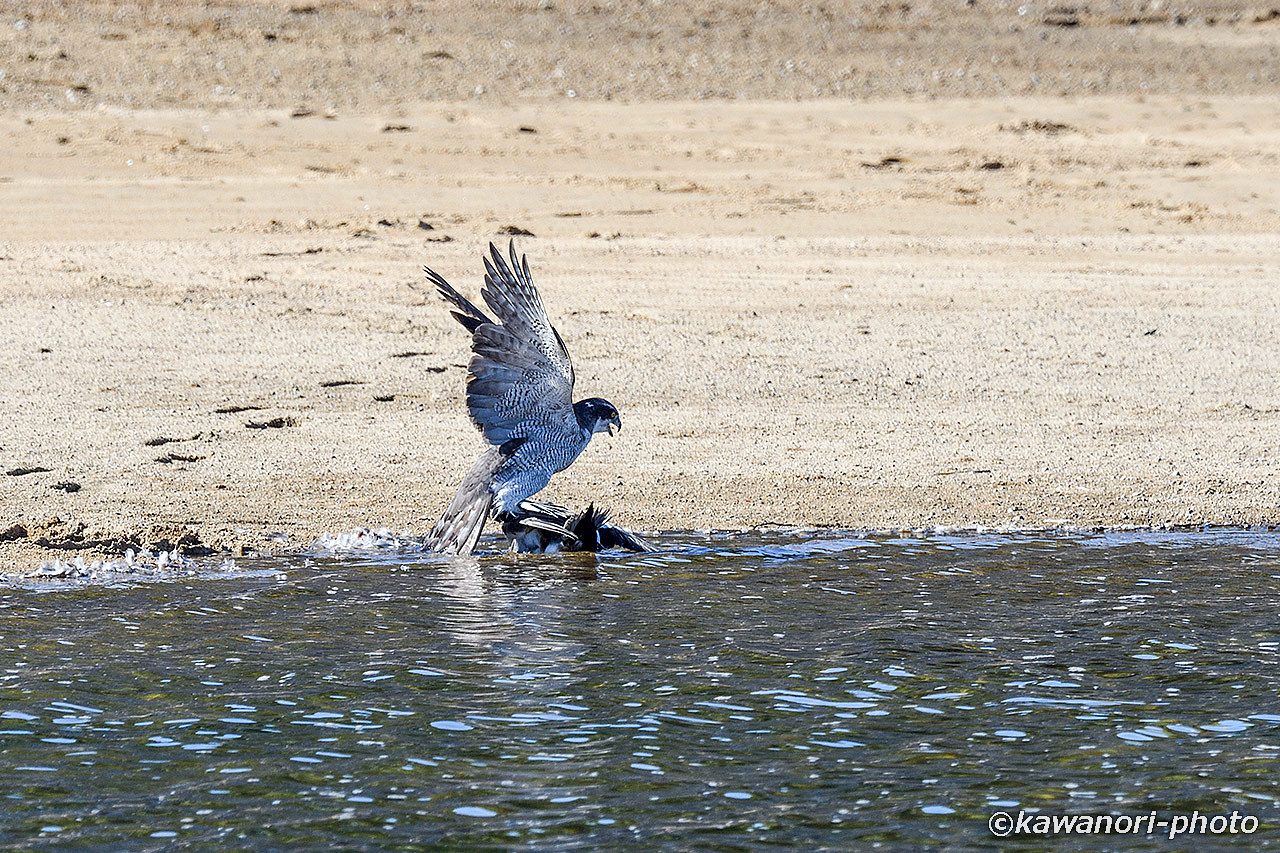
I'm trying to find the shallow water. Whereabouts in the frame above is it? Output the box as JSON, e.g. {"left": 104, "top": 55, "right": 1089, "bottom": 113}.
{"left": 3, "top": 529, "right": 1280, "bottom": 850}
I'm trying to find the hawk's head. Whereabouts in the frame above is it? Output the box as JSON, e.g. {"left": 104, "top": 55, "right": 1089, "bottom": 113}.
{"left": 574, "top": 397, "right": 622, "bottom": 436}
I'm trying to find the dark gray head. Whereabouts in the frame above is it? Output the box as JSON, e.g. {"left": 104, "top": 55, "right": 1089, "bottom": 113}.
{"left": 574, "top": 397, "right": 621, "bottom": 436}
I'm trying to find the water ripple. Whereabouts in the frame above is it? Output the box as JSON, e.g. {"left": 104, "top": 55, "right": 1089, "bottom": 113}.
{"left": 2, "top": 529, "right": 1280, "bottom": 847}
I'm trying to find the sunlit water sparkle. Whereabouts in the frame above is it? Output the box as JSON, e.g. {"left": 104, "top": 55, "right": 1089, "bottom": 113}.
{"left": 2, "top": 529, "right": 1279, "bottom": 849}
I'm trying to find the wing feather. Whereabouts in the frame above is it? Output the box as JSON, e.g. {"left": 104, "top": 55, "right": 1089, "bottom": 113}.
{"left": 425, "top": 263, "right": 492, "bottom": 333}
{"left": 428, "top": 245, "right": 577, "bottom": 447}
{"left": 480, "top": 241, "right": 576, "bottom": 389}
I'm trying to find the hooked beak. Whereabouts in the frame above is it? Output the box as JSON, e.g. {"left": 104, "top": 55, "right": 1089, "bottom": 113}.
{"left": 608, "top": 415, "right": 621, "bottom": 436}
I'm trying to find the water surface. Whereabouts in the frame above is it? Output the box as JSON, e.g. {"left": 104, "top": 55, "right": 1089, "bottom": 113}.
{"left": 3, "top": 529, "right": 1279, "bottom": 849}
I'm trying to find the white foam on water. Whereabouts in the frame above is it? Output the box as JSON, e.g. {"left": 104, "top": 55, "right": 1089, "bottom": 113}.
{"left": 26, "top": 548, "right": 238, "bottom": 583}
{"left": 315, "top": 527, "right": 423, "bottom": 553}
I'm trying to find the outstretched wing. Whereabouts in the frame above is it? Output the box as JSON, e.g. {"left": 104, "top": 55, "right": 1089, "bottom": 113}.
{"left": 429, "top": 242, "right": 576, "bottom": 446}
{"left": 481, "top": 241, "right": 576, "bottom": 390}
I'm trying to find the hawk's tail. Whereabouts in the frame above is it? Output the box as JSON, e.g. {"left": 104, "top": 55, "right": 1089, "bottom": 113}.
{"left": 427, "top": 448, "right": 502, "bottom": 555}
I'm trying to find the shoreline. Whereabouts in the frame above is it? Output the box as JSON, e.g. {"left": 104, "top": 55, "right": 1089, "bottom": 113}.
{"left": 14, "top": 522, "right": 1280, "bottom": 585}
{"left": 3, "top": 227, "right": 1278, "bottom": 574}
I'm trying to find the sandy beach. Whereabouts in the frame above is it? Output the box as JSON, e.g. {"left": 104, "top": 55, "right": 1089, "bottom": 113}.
{"left": 1, "top": 1, "right": 1278, "bottom": 572}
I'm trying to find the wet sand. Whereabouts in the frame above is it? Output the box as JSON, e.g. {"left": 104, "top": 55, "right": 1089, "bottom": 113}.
{"left": 2, "top": 2, "right": 1278, "bottom": 571}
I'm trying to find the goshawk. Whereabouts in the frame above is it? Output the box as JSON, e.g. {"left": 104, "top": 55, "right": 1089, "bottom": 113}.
{"left": 424, "top": 242, "right": 621, "bottom": 555}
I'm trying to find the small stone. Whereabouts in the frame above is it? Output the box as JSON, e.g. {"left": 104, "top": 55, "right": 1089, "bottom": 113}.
{"left": 0, "top": 523, "right": 27, "bottom": 541}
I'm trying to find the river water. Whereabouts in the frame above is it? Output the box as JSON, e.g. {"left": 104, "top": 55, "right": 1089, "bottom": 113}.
{"left": 2, "top": 529, "right": 1279, "bottom": 850}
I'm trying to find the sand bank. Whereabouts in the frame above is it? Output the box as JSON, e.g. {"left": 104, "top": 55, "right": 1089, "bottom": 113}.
{"left": 2, "top": 3, "right": 1278, "bottom": 571}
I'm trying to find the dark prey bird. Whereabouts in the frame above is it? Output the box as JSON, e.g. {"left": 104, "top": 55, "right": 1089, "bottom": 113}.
{"left": 424, "top": 242, "right": 622, "bottom": 555}
{"left": 501, "top": 500, "right": 656, "bottom": 554}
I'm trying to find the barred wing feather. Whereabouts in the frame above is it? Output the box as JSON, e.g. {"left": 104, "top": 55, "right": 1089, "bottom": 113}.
{"left": 480, "top": 242, "right": 576, "bottom": 390}
{"left": 467, "top": 323, "right": 574, "bottom": 445}
{"left": 442, "top": 241, "right": 577, "bottom": 446}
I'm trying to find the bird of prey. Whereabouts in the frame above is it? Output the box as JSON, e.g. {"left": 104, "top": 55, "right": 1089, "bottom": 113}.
{"left": 501, "top": 500, "right": 656, "bottom": 554}
{"left": 423, "top": 242, "right": 622, "bottom": 555}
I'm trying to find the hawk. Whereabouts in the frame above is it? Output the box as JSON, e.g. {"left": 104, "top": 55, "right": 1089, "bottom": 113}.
{"left": 424, "top": 242, "right": 622, "bottom": 555}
